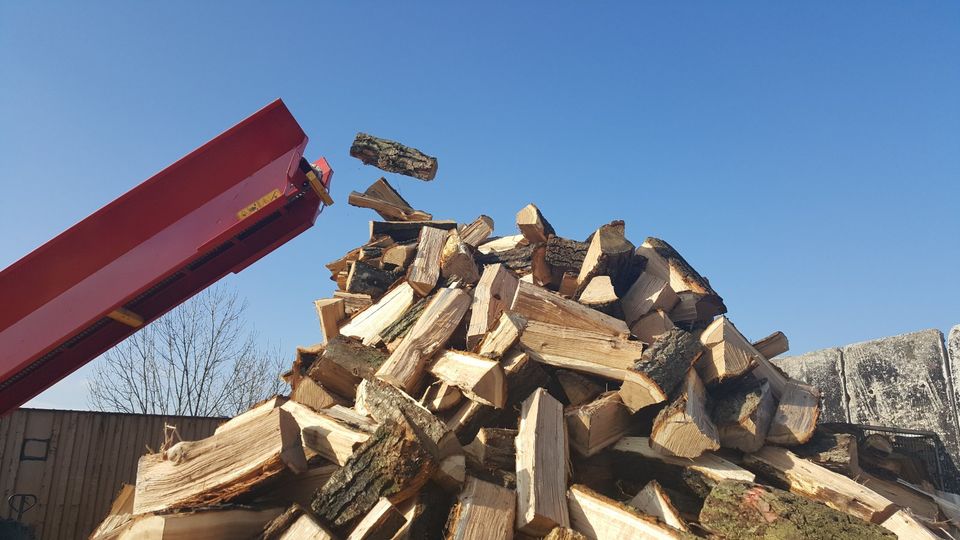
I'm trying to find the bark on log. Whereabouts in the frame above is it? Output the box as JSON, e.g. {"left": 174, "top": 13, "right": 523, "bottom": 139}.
{"left": 311, "top": 418, "right": 437, "bottom": 532}
{"left": 315, "top": 336, "right": 388, "bottom": 382}
{"left": 356, "top": 377, "right": 462, "bottom": 459}
{"left": 475, "top": 243, "right": 537, "bottom": 272}
{"left": 379, "top": 295, "right": 430, "bottom": 346}
{"left": 545, "top": 237, "right": 589, "bottom": 275}
{"left": 699, "top": 481, "right": 895, "bottom": 539}
{"left": 346, "top": 261, "right": 401, "bottom": 298}
{"left": 634, "top": 328, "right": 703, "bottom": 399}
{"left": 350, "top": 133, "right": 438, "bottom": 180}
{"left": 370, "top": 220, "right": 458, "bottom": 243}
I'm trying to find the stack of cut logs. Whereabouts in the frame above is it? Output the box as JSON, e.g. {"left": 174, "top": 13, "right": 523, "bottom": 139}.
{"left": 91, "top": 135, "right": 958, "bottom": 539}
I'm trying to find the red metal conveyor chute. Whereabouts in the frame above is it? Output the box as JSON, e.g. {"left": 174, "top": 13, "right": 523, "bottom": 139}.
{"left": 0, "top": 99, "right": 333, "bottom": 414}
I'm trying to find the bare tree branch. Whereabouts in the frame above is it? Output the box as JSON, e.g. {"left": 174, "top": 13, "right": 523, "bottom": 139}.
{"left": 88, "top": 285, "right": 284, "bottom": 417}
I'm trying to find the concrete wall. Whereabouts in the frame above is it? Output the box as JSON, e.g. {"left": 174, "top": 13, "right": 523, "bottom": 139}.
{"left": 774, "top": 325, "right": 960, "bottom": 463}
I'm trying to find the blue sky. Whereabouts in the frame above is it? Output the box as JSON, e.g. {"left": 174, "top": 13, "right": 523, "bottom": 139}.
{"left": 2, "top": 2, "right": 958, "bottom": 410}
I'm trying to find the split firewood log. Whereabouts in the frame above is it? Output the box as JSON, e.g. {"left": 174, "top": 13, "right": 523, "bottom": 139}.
{"left": 567, "top": 485, "right": 697, "bottom": 539}
{"left": 466, "top": 263, "right": 519, "bottom": 350}
{"left": 429, "top": 350, "right": 507, "bottom": 408}
{"left": 627, "top": 480, "right": 690, "bottom": 533}
{"left": 742, "top": 446, "right": 897, "bottom": 524}
{"left": 576, "top": 221, "right": 635, "bottom": 295}
{"left": 649, "top": 370, "right": 720, "bottom": 458}
{"left": 134, "top": 407, "right": 307, "bottom": 514}
{"left": 751, "top": 330, "right": 789, "bottom": 360}
{"left": 348, "top": 177, "right": 432, "bottom": 221}
{"left": 566, "top": 392, "right": 631, "bottom": 457}
{"left": 460, "top": 215, "right": 495, "bottom": 247}
{"left": 515, "top": 389, "right": 570, "bottom": 535}
{"left": 407, "top": 226, "right": 448, "bottom": 296}
{"left": 578, "top": 276, "right": 624, "bottom": 319}
{"left": 696, "top": 316, "right": 762, "bottom": 385}
{"left": 440, "top": 230, "right": 480, "bottom": 284}
{"left": 339, "top": 282, "right": 417, "bottom": 347}
{"left": 345, "top": 498, "right": 406, "bottom": 540}
{"left": 710, "top": 377, "right": 776, "bottom": 453}
{"left": 445, "top": 477, "right": 517, "bottom": 540}
{"left": 516, "top": 203, "right": 555, "bottom": 244}
{"left": 345, "top": 260, "right": 400, "bottom": 298}
{"left": 555, "top": 369, "right": 604, "bottom": 407}
{"left": 376, "top": 287, "right": 472, "bottom": 393}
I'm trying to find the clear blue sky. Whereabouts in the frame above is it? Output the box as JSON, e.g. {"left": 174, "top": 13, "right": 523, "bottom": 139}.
{"left": 2, "top": 2, "right": 958, "bottom": 409}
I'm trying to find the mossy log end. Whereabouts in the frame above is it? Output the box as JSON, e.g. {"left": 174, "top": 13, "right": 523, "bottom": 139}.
{"left": 311, "top": 418, "right": 437, "bottom": 531}
{"left": 350, "top": 132, "right": 438, "bottom": 180}
{"left": 699, "top": 481, "right": 894, "bottom": 540}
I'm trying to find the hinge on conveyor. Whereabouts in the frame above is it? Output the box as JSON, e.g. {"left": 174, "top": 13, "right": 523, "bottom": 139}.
{"left": 300, "top": 158, "right": 334, "bottom": 207}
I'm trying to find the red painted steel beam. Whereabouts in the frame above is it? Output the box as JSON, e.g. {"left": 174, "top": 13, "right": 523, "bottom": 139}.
{"left": 0, "top": 99, "right": 332, "bottom": 414}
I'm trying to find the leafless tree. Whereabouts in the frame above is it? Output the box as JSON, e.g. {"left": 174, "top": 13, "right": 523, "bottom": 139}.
{"left": 88, "top": 286, "right": 286, "bottom": 417}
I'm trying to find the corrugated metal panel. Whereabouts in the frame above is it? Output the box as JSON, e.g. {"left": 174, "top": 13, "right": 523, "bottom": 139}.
{"left": 0, "top": 408, "right": 224, "bottom": 540}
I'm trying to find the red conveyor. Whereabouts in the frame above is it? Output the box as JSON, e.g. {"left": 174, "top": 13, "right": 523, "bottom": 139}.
{"left": 0, "top": 99, "right": 332, "bottom": 414}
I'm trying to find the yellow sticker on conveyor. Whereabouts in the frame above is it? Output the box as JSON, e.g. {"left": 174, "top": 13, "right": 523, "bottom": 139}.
{"left": 237, "top": 188, "right": 282, "bottom": 221}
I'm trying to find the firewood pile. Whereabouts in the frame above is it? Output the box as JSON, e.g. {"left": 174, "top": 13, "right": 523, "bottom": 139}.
{"left": 90, "top": 134, "right": 959, "bottom": 540}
